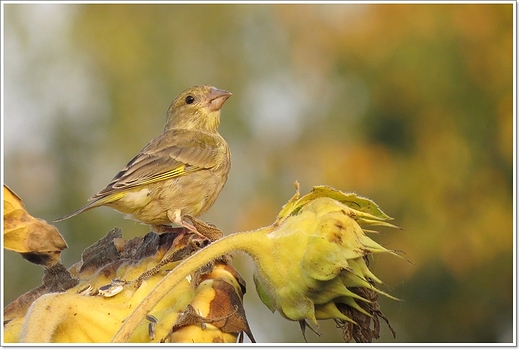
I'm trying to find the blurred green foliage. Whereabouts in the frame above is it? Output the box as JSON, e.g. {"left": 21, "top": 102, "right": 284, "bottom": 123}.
{"left": 3, "top": 3, "right": 513, "bottom": 343}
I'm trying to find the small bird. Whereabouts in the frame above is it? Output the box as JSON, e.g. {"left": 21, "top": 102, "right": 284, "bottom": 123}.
{"left": 56, "top": 85, "right": 232, "bottom": 234}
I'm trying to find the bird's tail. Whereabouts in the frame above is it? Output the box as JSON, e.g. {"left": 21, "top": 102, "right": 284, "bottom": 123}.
{"left": 54, "top": 201, "right": 98, "bottom": 222}
{"left": 54, "top": 192, "right": 125, "bottom": 223}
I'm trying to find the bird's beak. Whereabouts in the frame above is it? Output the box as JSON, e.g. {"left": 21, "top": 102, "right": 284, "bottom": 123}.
{"left": 207, "top": 88, "right": 232, "bottom": 112}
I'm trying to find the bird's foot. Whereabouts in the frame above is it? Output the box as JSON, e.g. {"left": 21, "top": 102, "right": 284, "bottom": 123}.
{"left": 183, "top": 214, "right": 223, "bottom": 242}
{"left": 166, "top": 209, "right": 223, "bottom": 241}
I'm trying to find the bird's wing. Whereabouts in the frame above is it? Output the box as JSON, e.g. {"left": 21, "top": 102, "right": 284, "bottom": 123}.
{"left": 91, "top": 129, "right": 222, "bottom": 199}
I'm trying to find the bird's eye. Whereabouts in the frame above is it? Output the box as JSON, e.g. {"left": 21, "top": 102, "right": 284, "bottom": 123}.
{"left": 185, "top": 95, "right": 195, "bottom": 104}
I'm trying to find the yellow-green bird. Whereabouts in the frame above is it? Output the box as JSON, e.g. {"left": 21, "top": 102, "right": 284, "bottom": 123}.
{"left": 56, "top": 85, "right": 232, "bottom": 234}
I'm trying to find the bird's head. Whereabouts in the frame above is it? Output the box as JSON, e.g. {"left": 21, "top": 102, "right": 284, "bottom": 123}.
{"left": 165, "top": 85, "right": 232, "bottom": 133}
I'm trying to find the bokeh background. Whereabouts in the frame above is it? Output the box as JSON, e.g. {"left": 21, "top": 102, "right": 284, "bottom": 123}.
{"left": 3, "top": 3, "right": 514, "bottom": 343}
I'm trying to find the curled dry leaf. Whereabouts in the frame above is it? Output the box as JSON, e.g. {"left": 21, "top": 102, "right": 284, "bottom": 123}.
{"left": 3, "top": 185, "right": 67, "bottom": 266}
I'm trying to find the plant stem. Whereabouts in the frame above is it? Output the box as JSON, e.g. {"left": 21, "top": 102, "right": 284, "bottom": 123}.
{"left": 111, "top": 226, "right": 273, "bottom": 343}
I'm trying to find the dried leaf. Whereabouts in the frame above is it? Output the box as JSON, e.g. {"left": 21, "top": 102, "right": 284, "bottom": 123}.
{"left": 3, "top": 185, "right": 67, "bottom": 266}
